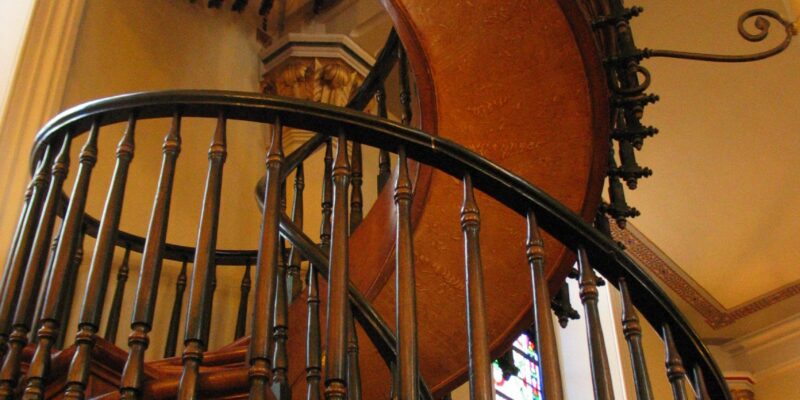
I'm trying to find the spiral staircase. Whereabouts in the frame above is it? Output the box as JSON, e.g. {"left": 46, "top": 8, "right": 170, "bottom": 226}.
{"left": 2, "top": 0, "right": 788, "bottom": 399}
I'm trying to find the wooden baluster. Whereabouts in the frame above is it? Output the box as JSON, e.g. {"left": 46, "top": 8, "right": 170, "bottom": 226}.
{"left": 306, "top": 264, "right": 322, "bottom": 400}
{"left": 662, "top": 325, "right": 688, "bottom": 400}
{"left": 201, "top": 273, "right": 217, "bottom": 349}
{"left": 346, "top": 310, "right": 362, "bottom": 400}
{"left": 234, "top": 259, "right": 251, "bottom": 340}
{"left": 619, "top": 277, "right": 654, "bottom": 400}
{"left": 63, "top": 115, "right": 136, "bottom": 398}
{"left": 23, "top": 122, "right": 100, "bottom": 400}
{"left": 375, "top": 85, "right": 391, "bottom": 193}
{"left": 0, "top": 184, "right": 33, "bottom": 352}
{"left": 0, "top": 147, "right": 56, "bottom": 361}
{"left": 56, "top": 227, "right": 86, "bottom": 350}
{"left": 0, "top": 143, "right": 59, "bottom": 398}
{"left": 165, "top": 260, "right": 189, "bottom": 357}
{"left": 350, "top": 143, "right": 363, "bottom": 231}
{"left": 394, "top": 146, "right": 418, "bottom": 400}
{"left": 389, "top": 361, "right": 399, "bottom": 400}
{"left": 248, "top": 117, "right": 283, "bottom": 400}
{"left": 104, "top": 245, "right": 130, "bottom": 343}
{"left": 0, "top": 187, "right": 31, "bottom": 317}
{"left": 177, "top": 113, "right": 227, "bottom": 400}
{"left": 398, "top": 46, "right": 413, "bottom": 126}
{"left": 526, "top": 211, "right": 565, "bottom": 399}
{"left": 320, "top": 139, "right": 333, "bottom": 255}
{"left": 307, "top": 139, "right": 332, "bottom": 400}
{"left": 460, "top": 173, "right": 493, "bottom": 400}
{"left": 119, "top": 113, "right": 182, "bottom": 400}
{"left": 31, "top": 236, "right": 61, "bottom": 344}
{"left": 272, "top": 239, "right": 291, "bottom": 399}
{"left": 576, "top": 247, "right": 615, "bottom": 400}
{"left": 691, "top": 366, "right": 711, "bottom": 400}
{"left": 288, "top": 163, "right": 305, "bottom": 300}
{"left": 324, "top": 130, "right": 351, "bottom": 400}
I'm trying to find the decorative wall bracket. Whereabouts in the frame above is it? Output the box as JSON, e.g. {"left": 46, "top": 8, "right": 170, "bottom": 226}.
{"left": 643, "top": 9, "right": 797, "bottom": 63}
{"left": 591, "top": 3, "right": 797, "bottom": 228}
{"left": 259, "top": 33, "right": 375, "bottom": 150}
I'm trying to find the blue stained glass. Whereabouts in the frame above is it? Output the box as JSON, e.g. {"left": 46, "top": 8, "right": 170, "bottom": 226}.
{"left": 493, "top": 334, "right": 542, "bottom": 400}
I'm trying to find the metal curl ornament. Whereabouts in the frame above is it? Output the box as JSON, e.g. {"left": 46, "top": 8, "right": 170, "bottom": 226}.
{"left": 610, "top": 64, "right": 652, "bottom": 95}
{"left": 643, "top": 9, "right": 797, "bottom": 63}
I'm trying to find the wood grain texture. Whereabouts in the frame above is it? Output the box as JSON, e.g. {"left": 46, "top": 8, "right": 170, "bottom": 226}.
{"left": 357, "top": 0, "right": 608, "bottom": 396}
{"left": 29, "top": 1, "right": 609, "bottom": 397}
{"left": 273, "top": 0, "right": 611, "bottom": 398}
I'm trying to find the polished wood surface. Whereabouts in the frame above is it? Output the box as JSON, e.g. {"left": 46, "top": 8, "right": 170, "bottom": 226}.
{"left": 460, "top": 174, "right": 493, "bottom": 400}
{"left": 248, "top": 118, "right": 283, "bottom": 400}
{"left": 104, "top": 246, "right": 130, "bottom": 344}
{"left": 395, "top": 147, "right": 419, "bottom": 400}
{"left": 288, "top": 163, "right": 305, "bottom": 301}
{"left": 234, "top": 259, "right": 251, "bottom": 341}
{"left": 323, "top": 132, "right": 351, "bottom": 400}
{"left": 8, "top": 0, "right": 610, "bottom": 396}
{"left": 25, "top": 122, "right": 100, "bottom": 400}
{"left": 178, "top": 113, "right": 228, "bottom": 399}
{"left": 320, "top": 0, "right": 610, "bottom": 395}
{"left": 64, "top": 114, "right": 136, "bottom": 400}
{"left": 663, "top": 324, "right": 689, "bottom": 400}
{"left": 165, "top": 260, "right": 189, "bottom": 358}
{"left": 578, "top": 247, "right": 615, "bottom": 400}
{"left": 0, "top": 144, "right": 56, "bottom": 399}
{"left": 620, "top": 277, "right": 654, "bottom": 400}
{"left": 120, "top": 113, "right": 182, "bottom": 400}
{"left": 526, "top": 212, "right": 564, "bottom": 400}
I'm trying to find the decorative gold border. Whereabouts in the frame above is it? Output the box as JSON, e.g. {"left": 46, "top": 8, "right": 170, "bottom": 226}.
{"left": 610, "top": 223, "right": 800, "bottom": 329}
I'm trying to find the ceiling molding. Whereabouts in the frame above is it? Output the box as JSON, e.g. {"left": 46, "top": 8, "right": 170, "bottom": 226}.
{"left": 611, "top": 222, "right": 800, "bottom": 329}
{"left": 721, "top": 314, "right": 800, "bottom": 380}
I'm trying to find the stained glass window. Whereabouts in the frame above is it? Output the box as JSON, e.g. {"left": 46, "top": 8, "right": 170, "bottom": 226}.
{"left": 493, "top": 333, "right": 542, "bottom": 400}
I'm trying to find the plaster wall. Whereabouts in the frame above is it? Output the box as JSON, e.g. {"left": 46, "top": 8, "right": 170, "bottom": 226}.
{"left": 58, "top": 0, "right": 266, "bottom": 355}
{"left": 0, "top": 0, "right": 36, "bottom": 127}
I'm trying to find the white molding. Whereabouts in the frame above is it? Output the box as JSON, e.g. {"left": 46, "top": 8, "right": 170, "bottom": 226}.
{"left": 755, "top": 357, "right": 800, "bottom": 381}
{"left": 723, "top": 313, "right": 800, "bottom": 356}
{"left": 260, "top": 33, "right": 375, "bottom": 76}
{"left": 725, "top": 372, "right": 756, "bottom": 392}
{"left": 283, "top": 129, "right": 317, "bottom": 153}
{"left": 0, "top": 0, "right": 86, "bottom": 257}
{"left": 722, "top": 314, "right": 800, "bottom": 380}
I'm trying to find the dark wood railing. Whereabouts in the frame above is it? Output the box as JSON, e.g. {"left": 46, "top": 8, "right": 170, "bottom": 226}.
{"left": 0, "top": 87, "right": 731, "bottom": 399}
{"left": 0, "top": 3, "right": 737, "bottom": 398}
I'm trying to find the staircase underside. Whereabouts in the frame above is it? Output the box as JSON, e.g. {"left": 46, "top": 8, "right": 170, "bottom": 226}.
{"left": 288, "top": 0, "right": 610, "bottom": 396}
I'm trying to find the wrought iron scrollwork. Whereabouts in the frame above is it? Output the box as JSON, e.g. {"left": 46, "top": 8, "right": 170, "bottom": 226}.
{"left": 590, "top": 2, "right": 796, "bottom": 228}
{"left": 644, "top": 9, "right": 797, "bottom": 63}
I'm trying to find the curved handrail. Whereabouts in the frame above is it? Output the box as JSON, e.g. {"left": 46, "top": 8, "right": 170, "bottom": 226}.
{"left": 29, "top": 89, "right": 729, "bottom": 398}
{"left": 45, "top": 30, "right": 401, "bottom": 265}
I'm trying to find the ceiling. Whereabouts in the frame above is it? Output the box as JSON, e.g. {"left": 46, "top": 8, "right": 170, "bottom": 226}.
{"left": 624, "top": 0, "right": 800, "bottom": 339}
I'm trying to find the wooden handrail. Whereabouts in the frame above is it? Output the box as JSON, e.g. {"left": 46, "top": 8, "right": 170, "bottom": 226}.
{"left": 24, "top": 89, "right": 730, "bottom": 399}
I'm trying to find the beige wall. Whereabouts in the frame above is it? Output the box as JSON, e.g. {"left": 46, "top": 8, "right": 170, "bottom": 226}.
{"left": 59, "top": 0, "right": 267, "bottom": 354}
